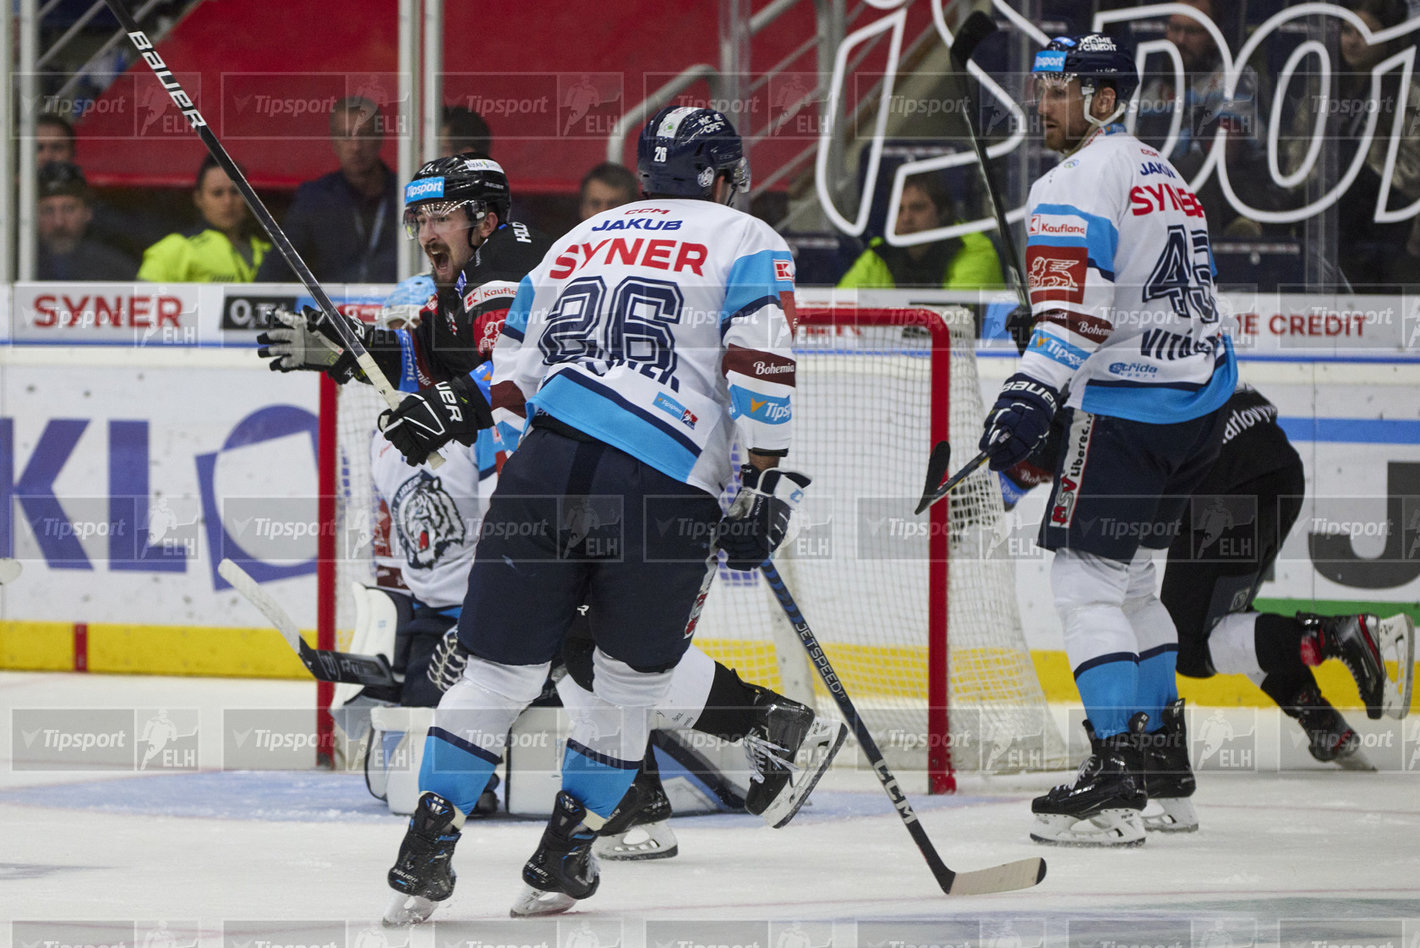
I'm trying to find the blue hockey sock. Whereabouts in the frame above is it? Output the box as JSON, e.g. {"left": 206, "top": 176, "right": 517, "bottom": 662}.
{"left": 1073, "top": 655, "right": 1139, "bottom": 738}
{"left": 1136, "top": 645, "right": 1179, "bottom": 733}
{"left": 561, "top": 740, "right": 640, "bottom": 820}
{"left": 418, "top": 727, "right": 499, "bottom": 816}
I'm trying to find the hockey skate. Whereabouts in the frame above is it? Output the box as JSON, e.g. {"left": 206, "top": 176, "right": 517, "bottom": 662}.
{"left": 1289, "top": 683, "right": 1374, "bottom": 771}
{"left": 592, "top": 765, "right": 678, "bottom": 861}
{"left": 1030, "top": 716, "right": 1147, "bottom": 847}
{"left": 1138, "top": 699, "right": 1198, "bottom": 833}
{"left": 742, "top": 686, "right": 848, "bottom": 829}
{"left": 510, "top": 790, "right": 600, "bottom": 917}
{"left": 1300, "top": 612, "right": 1415, "bottom": 720}
{"left": 383, "top": 792, "right": 463, "bottom": 926}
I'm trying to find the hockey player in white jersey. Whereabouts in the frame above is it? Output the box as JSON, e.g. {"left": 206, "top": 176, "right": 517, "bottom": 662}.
{"left": 978, "top": 34, "right": 1237, "bottom": 847}
{"left": 383, "top": 105, "right": 811, "bottom": 923}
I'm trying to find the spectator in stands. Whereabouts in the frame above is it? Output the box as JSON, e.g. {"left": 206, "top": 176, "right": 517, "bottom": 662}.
{"left": 255, "top": 96, "right": 398, "bottom": 283}
{"left": 137, "top": 155, "right": 272, "bottom": 282}
{"left": 36, "top": 114, "right": 76, "bottom": 165}
{"left": 35, "top": 161, "right": 137, "bottom": 280}
{"left": 1135, "top": 0, "right": 1284, "bottom": 236}
{"left": 439, "top": 106, "right": 493, "bottom": 157}
{"left": 1283, "top": 0, "right": 1420, "bottom": 290}
{"left": 836, "top": 175, "right": 1003, "bottom": 289}
{"left": 578, "top": 162, "right": 640, "bottom": 220}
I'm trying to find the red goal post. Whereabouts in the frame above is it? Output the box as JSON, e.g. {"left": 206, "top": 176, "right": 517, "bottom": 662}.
{"left": 317, "top": 303, "right": 1065, "bottom": 790}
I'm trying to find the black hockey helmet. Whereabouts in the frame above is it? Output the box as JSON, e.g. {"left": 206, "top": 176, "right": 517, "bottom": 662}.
{"left": 636, "top": 105, "right": 750, "bottom": 201}
{"left": 402, "top": 152, "right": 511, "bottom": 238}
{"left": 1032, "top": 33, "right": 1139, "bottom": 105}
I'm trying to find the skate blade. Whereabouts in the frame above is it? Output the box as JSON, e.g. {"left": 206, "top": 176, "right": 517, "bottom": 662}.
{"left": 509, "top": 885, "right": 580, "bottom": 917}
{"left": 1378, "top": 614, "right": 1415, "bottom": 720}
{"left": 592, "top": 820, "right": 679, "bottom": 861}
{"left": 383, "top": 892, "right": 438, "bottom": 927}
{"left": 761, "top": 718, "right": 849, "bottom": 829}
{"left": 1142, "top": 796, "right": 1199, "bottom": 833}
{"left": 1333, "top": 744, "right": 1377, "bottom": 772}
{"left": 1030, "top": 809, "right": 1146, "bottom": 847}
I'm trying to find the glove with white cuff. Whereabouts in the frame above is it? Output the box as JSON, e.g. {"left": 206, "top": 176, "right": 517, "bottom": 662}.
{"left": 980, "top": 373, "right": 1060, "bottom": 472}
{"left": 378, "top": 374, "right": 494, "bottom": 466}
{"left": 716, "top": 465, "right": 812, "bottom": 570}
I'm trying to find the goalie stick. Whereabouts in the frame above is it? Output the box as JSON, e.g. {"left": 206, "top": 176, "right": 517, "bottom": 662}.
{"left": 218, "top": 558, "right": 399, "bottom": 689}
{"left": 759, "top": 561, "right": 1046, "bottom": 896}
{"left": 101, "top": 0, "right": 445, "bottom": 468}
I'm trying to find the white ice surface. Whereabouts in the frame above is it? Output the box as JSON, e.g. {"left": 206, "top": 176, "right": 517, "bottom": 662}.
{"left": 1, "top": 671, "right": 1417, "bottom": 947}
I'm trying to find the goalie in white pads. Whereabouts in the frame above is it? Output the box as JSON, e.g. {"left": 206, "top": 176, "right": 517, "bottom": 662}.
{"left": 980, "top": 34, "right": 1236, "bottom": 847}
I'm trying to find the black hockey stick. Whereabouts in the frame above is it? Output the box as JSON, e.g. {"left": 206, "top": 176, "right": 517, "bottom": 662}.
{"left": 102, "top": 0, "right": 445, "bottom": 467}
{"left": 759, "top": 561, "right": 1045, "bottom": 896}
{"left": 915, "top": 447, "right": 990, "bottom": 515}
{"left": 219, "top": 558, "right": 399, "bottom": 688}
{"left": 948, "top": 10, "right": 1029, "bottom": 308}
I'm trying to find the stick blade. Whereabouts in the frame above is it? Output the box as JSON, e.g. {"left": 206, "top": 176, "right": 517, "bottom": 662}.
{"left": 943, "top": 857, "right": 1047, "bottom": 896}
{"left": 915, "top": 441, "right": 953, "bottom": 515}
{"left": 950, "top": 9, "right": 998, "bottom": 67}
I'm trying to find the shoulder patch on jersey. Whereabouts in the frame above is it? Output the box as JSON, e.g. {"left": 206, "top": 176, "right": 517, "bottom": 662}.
{"left": 1028, "top": 213, "right": 1088, "bottom": 240}
{"left": 1026, "top": 246, "right": 1087, "bottom": 306}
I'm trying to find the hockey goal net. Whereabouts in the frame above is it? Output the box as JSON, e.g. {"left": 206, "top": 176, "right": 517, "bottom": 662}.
{"left": 319, "top": 303, "right": 1065, "bottom": 791}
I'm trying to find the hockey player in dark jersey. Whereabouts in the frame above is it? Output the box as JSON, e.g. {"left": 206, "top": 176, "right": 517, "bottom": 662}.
{"left": 997, "top": 328, "right": 1414, "bottom": 829}
{"left": 258, "top": 153, "right": 551, "bottom": 457}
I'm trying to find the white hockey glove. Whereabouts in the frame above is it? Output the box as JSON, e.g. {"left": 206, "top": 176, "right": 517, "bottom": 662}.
{"left": 980, "top": 373, "right": 1060, "bottom": 471}
{"left": 378, "top": 374, "right": 494, "bottom": 466}
{"left": 256, "top": 306, "right": 360, "bottom": 383}
{"left": 716, "top": 465, "right": 812, "bottom": 571}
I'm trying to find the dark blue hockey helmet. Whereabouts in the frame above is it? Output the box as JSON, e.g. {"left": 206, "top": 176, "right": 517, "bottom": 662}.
{"left": 636, "top": 105, "right": 750, "bottom": 200}
{"left": 1032, "top": 33, "right": 1139, "bottom": 105}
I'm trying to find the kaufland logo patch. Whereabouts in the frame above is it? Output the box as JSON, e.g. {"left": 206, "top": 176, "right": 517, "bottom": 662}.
{"left": 774, "top": 258, "right": 795, "bottom": 282}
{"left": 1034, "top": 50, "right": 1066, "bottom": 72}
{"left": 1029, "top": 213, "right": 1087, "bottom": 238}
{"left": 404, "top": 176, "right": 445, "bottom": 203}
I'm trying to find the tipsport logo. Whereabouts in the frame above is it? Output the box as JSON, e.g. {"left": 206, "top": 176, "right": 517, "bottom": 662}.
{"left": 405, "top": 176, "right": 446, "bottom": 203}
{"left": 11, "top": 708, "right": 199, "bottom": 772}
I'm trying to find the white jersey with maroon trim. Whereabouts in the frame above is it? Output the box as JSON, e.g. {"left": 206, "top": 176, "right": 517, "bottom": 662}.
{"left": 1020, "top": 123, "right": 1236, "bottom": 424}
{"left": 491, "top": 197, "right": 797, "bottom": 495}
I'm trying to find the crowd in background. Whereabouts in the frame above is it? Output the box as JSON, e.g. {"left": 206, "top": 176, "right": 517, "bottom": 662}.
{"left": 24, "top": 0, "right": 1420, "bottom": 295}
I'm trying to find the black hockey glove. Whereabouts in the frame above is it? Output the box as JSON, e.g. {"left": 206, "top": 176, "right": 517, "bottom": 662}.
{"left": 256, "top": 306, "right": 362, "bottom": 384}
{"left": 980, "top": 373, "right": 1060, "bottom": 472}
{"left": 1004, "top": 304, "right": 1035, "bottom": 356}
{"left": 716, "top": 465, "right": 812, "bottom": 571}
{"left": 378, "top": 374, "right": 494, "bottom": 466}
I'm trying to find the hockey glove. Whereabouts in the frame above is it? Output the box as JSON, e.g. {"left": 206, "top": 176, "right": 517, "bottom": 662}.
{"left": 256, "top": 306, "right": 362, "bottom": 384}
{"left": 980, "top": 373, "right": 1060, "bottom": 472}
{"left": 379, "top": 373, "right": 494, "bottom": 466}
{"left": 716, "top": 465, "right": 812, "bottom": 571}
{"left": 1004, "top": 304, "right": 1035, "bottom": 356}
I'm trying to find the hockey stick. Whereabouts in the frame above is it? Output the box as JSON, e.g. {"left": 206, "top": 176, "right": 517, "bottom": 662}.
{"left": 759, "top": 561, "right": 1046, "bottom": 896}
{"left": 948, "top": 10, "right": 1029, "bottom": 308}
{"left": 915, "top": 447, "right": 990, "bottom": 515}
{"left": 0, "top": 558, "right": 22, "bottom": 585}
{"left": 102, "top": 0, "right": 445, "bottom": 468}
{"left": 218, "top": 558, "right": 399, "bottom": 688}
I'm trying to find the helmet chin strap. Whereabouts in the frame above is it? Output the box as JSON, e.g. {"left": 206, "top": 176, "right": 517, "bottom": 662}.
{"left": 1063, "top": 86, "right": 1126, "bottom": 157}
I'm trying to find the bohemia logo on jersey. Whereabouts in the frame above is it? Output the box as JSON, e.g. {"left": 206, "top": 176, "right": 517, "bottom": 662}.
{"left": 1026, "top": 246, "right": 1087, "bottom": 306}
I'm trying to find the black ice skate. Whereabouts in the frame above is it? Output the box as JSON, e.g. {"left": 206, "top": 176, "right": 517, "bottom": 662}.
{"left": 1138, "top": 699, "right": 1198, "bottom": 833}
{"left": 1030, "top": 715, "right": 1147, "bottom": 847}
{"left": 742, "top": 685, "right": 848, "bottom": 828}
{"left": 383, "top": 792, "right": 464, "bottom": 926}
{"left": 511, "top": 790, "right": 601, "bottom": 917}
{"left": 1300, "top": 612, "right": 1415, "bottom": 720}
{"left": 592, "top": 764, "right": 678, "bottom": 861}
{"left": 1288, "top": 683, "right": 1374, "bottom": 771}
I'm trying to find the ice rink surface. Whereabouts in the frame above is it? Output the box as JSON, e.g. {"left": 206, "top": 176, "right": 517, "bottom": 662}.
{"left": 2, "top": 671, "right": 1417, "bottom": 948}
